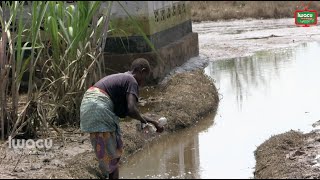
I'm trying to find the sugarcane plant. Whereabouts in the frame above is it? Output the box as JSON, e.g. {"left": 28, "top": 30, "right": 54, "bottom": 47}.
{"left": 33, "top": 1, "right": 114, "bottom": 129}
{"left": 0, "top": 1, "right": 38, "bottom": 140}
{"left": 1, "top": 1, "right": 114, "bottom": 139}
{"left": 1, "top": 1, "right": 158, "bottom": 140}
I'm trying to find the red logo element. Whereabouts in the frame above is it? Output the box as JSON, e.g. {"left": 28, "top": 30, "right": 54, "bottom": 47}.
{"left": 294, "top": 1, "right": 317, "bottom": 27}
{"left": 294, "top": 9, "right": 318, "bottom": 27}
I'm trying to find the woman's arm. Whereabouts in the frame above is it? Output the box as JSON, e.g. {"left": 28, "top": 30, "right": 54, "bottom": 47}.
{"left": 127, "top": 93, "right": 147, "bottom": 124}
{"left": 127, "top": 93, "right": 164, "bottom": 133}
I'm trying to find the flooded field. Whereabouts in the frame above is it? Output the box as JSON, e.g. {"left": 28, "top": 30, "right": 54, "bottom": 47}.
{"left": 120, "top": 42, "right": 320, "bottom": 178}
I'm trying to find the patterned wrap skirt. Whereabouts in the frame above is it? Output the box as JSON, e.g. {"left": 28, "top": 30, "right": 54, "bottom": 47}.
{"left": 80, "top": 87, "right": 123, "bottom": 177}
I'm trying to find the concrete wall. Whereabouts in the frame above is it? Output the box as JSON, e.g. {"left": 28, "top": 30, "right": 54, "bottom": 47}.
{"left": 105, "top": 1, "right": 192, "bottom": 54}
{"left": 104, "top": 32, "right": 199, "bottom": 84}
{"left": 107, "top": 1, "right": 190, "bottom": 36}
{"left": 105, "top": 1, "right": 199, "bottom": 83}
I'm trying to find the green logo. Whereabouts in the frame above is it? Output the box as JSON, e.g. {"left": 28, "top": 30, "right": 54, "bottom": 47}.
{"left": 295, "top": 11, "right": 317, "bottom": 26}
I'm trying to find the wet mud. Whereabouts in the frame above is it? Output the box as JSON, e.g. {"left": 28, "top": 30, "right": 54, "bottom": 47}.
{"left": 0, "top": 70, "right": 219, "bottom": 179}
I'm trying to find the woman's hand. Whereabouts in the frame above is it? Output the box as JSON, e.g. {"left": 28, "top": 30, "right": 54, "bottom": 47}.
{"left": 155, "top": 124, "right": 164, "bottom": 133}
{"left": 142, "top": 115, "right": 164, "bottom": 133}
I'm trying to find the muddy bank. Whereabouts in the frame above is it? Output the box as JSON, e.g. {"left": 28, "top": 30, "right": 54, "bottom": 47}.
{"left": 193, "top": 18, "right": 320, "bottom": 62}
{"left": 0, "top": 70, "right": 219, "bottom": 179}
{"left": 65, "top": 70, "right": 219, "bottom": 179}
{"left": 254, "top": 130, "right": 320, "bottom": 179}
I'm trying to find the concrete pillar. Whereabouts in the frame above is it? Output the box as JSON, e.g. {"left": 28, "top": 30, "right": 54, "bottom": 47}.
{"left": 104, "top": 1, "right": 199, "bottom": 83}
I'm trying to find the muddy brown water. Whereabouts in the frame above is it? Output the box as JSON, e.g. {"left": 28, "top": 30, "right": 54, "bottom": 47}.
{"left": 119, "top": 42, "right": 320, "bottom": 179}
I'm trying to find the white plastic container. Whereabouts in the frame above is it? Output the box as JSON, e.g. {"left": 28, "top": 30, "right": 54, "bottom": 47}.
{"left": 158, "top": 117, "right": 168, "bottom": 127}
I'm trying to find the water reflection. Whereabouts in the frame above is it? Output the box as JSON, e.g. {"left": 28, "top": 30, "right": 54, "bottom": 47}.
{"left": 200, "top": 42, "right": 320, "bottom": 178}
{"left": 120, "top": 42, "right": 320, "bottom": 179}
{"left": 205, "top": 48, "right": 295, "bottom": 109}
{"left": 120, "top": 114, "right": 215, "bottom": 179}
